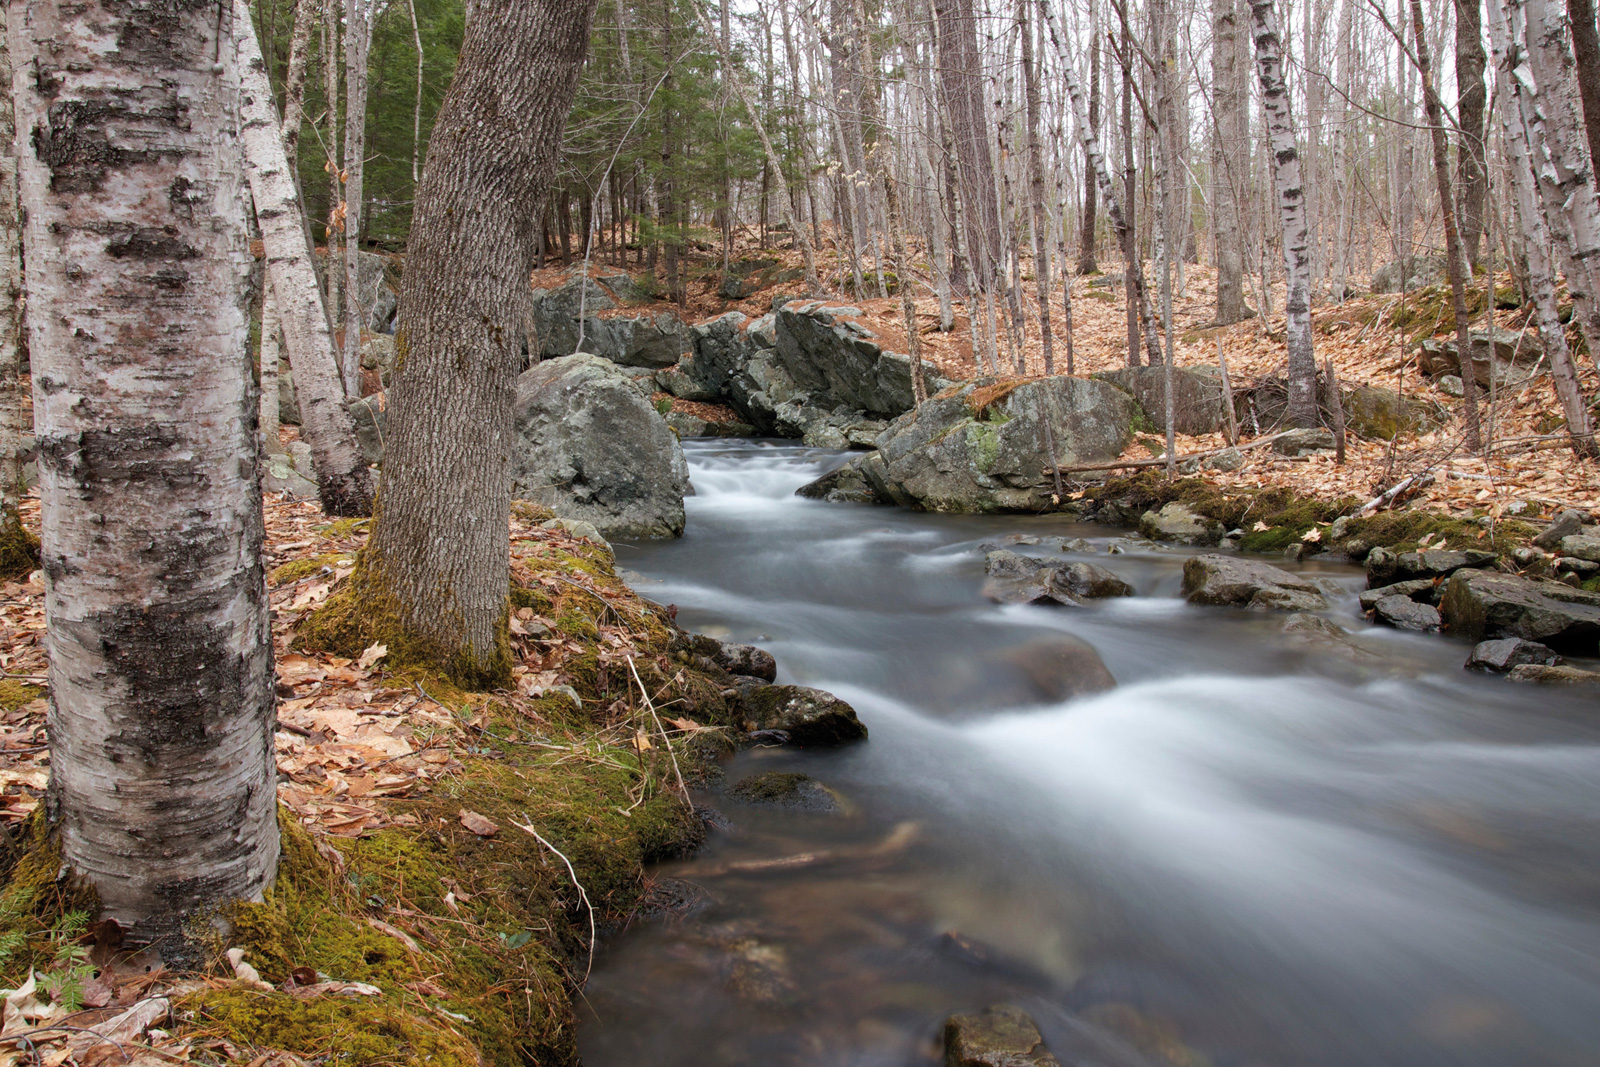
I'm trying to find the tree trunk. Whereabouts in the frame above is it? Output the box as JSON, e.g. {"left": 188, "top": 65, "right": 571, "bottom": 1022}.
{"left": 259, "top": 291, "right": 282, "bottom": 455}
{"left": 934, "top": 0, "right": 1005, "bottom": 296}
{"left": 282, "top": 0, "right": 317, "bottom": 173}
{"left": 1022, "top": 0, "right": 1055, "bottom": 373}
{"left": 1457, "top": 0, "right": 1490, "bottom": 266}
{"left": 1213, "top": 0, "right": 1252, "bottom": 323}
{"left": 356, "top": 0, "right": 598, "bottom": 686}
{"left": 409, "top": 0, "right": 425, "bottom": 185}
{"left": 1565, "top": 0, "right": 1600, "bottom": 177}
{"left": 0, "top": 0, "right": 28, "bottom": 582}
{"left": 342, "top": 0, "right": 373, "bottom": 400}
{"left": 323, "top": 0, "right": 343, "bottom": 338}
{"left": 11, "top": 0, "right": 278, "bottom": 956}
{"left": 1250, "top": 0, "right": 1319, "bottom": 428}
{"left": 237, "top": 0, "right": 375, "bottom": 515}
{"left": 1078, "top": 13, "right": 1101, "bottom": 275}
{"left": 1411, "top": 0, "right": 1485, "bottom": 451}
{"left": 1493, "top": 20, "right": 1599, "bottom": 454}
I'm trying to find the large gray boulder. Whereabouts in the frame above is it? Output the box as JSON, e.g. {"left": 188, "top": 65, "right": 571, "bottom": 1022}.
{"left": 1438, "top": 570, "right": 1600, "bottom": 653}
{"left": 1139, "top": 502, "right": 1224, "bottom": 545}
{"left": 529, "top": 273, "right": 617, "bottom": 358}
{"left": 1370, "top": 255, "right": 1447, "bottom": 293}
{"left": 352, "top": 250, "right": 398, "bottom": 333}
{"left": 278, "top": 365, "right": 300, "bottom": 426}
{"left": 1093, "top": 364, "right": 1228, "bottom": 435}
{"left": 1182, "top": 555, "right": 1328, "bottom": 612}
{"left": 1417, "top": 328, "right": 1543, "bottom": 390}
{"left": 856, "top": 376, "right": 1138, "bottom": 513}
{"left": 1465, "top": 638, "right": 1563, "bottom": 673}
{"left": 509, "top": 353, "right": 689, "bottom": 540}
{"left": 1342, "top": 385, "right": 1442, "bottom": 440}
{"left": 347, "top": 395, "right": 386, "bottom": 466}
{"left": 774, "top": 301, "right": 945, "bottom": 418}
{"left": 582, "top": 310, "right": 689, "bottom": 369}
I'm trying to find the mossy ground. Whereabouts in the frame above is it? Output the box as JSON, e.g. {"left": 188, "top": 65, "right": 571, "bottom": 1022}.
{"left": 0, "top": 680, "right": 41, "bottom": 713}
{"left": 0, "top": 512, "right": 38, "bottom": 584}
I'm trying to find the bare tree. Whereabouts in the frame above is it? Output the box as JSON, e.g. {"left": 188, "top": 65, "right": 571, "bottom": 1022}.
{"left": 1456, "top": 0, "right": 1490, "bottom": 266}
{"left": 237, "top": 0, "right": 375, "bottom": 515}
{"left": 1213, "top": 0, "right": 1253, "bottom": 323}
{"left": 341, "top": 0, "right": 600, "bottom": 684}
{"left": 342, "top": 0, "right": 374, "bottom": 399}
{"left": 0, "top": 0, "right": 28, "bottom": 581}
{"left": 1250, "top": 0, "right": 1319, "bottom": 427}
{"left": 12, "top": 0, "right": 278, "bottom": 955}
{"left": 1565, "top": 0, "right": 1600, "bottom": 174}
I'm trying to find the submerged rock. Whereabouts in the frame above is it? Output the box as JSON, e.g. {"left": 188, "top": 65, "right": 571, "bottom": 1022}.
{"left": 943, "top": 1004, "right": 1062, "bottom": 1067}
{"left": 1358, "top": 578, "right": 1439, "bottom": 611}
{"left": 1438, "top": 570, "right": 1600, "bottom": 653}
{"left": 1182, "top": 554, "right": 1328, "bottom": 612}
{"left": 1507, "top": 663, "right": 1600, "bottom": 686}
{"left": 727, "top": 772, "right": 842, "bottom": 813}
{"left": 981, "top": 552, "right": 1132, "bottom": 606}
{"left": 509, "top": 353, "right": 689, "bottom": 540}
{"left": 860, "top": 376, "right": 1137, "bottom": 513}
{"left": 1001, "top": 635, "right": 1117, "bottom": 700}
{"left": 1465, "top": 638, "right": 1563, "bottom": 673}
{"left": 737, "top": 684, "right": 867, "bottom": 745}
{"left": 795, "top": 460, "right": 876, "bottom": 504}
{"left": 1371, "top": 595, "right": 1441, "bottom": 632}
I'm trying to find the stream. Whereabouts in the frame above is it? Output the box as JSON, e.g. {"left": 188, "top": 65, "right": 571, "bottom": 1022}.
{"left": 578, "top": 439, "right": 1600, "bottom": 1067}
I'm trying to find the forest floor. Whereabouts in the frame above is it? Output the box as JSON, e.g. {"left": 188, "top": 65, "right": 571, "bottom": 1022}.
{"left": 0, "top": 498, "right": 733, "bottom": 1065}
{"left": 588, "top": 233, "right": 1600, "bottom": 516}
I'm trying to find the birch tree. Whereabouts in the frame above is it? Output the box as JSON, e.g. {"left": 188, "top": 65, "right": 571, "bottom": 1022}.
{"left": 238, "top": 0, "right": 375, "bottom": 516}
{"left": 0, "top": 0, "right": 30, "bottom": 581}
{"left": 1250, "top": 0, "right": 1319, "bottom": 427}
{"left": 1212, "top": 0, "right": 1252, "bottom": 323}
{"left": 329, "top": 0, "right": 600, "bottom": 685}
{"left": 343, "top": 0, "right": 375, "bottom": 399}
{"left": 11, "top": 0, "right": 278, "bottom": 955}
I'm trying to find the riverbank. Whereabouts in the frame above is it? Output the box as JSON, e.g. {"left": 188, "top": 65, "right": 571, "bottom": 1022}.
{"left": 0, "top": 499, "right": 809, "bottom": 1065}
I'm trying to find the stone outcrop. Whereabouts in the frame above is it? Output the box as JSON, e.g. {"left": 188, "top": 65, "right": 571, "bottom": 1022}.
{"left": 1439, "top": 570, "right": 1600, "bottom": 653}
{"left": 1093, "top": 364, "right": 1228, "bottom": 435}
{"left": 774, "top": 301, "right": 945, "bottom": 417}
{"left": 1182, "top": 555, "right": 1328, "bottom": 612}
{"left": 1370, "top": 255, "right": 1447, "bottom": 293}
{"left": 835, "top": 376, "right": 1137, "bottom": 513}
{"left": 1417, "top": 328, "right": 1543, "bottom": 390}
{"left": 1342, "top": 385, "right": 1441, "bottom": 440}
{"left": 509, "top": 353, "right": 689, "bottom": 540}
{"left": 735, "top": 684, "right": 868, "bottom": 745}
{"left": 1139, "top": 502, "right": 1224, "bottom": 545}
{"left": 347, "top": 395, "right": 386, "bottom": 466}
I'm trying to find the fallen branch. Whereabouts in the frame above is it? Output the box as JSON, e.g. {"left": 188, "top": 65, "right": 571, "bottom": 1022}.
{"left": 1047, "top": 430, "right": 1296, "bottom": 475}
{"left": 511, "top": 816, "right": 597, "bottom": 985}
{"left": 1353, "top": 472, "right": 1436, "bottom": 516}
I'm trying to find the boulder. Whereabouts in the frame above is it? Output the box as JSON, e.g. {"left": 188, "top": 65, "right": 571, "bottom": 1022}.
{"left": 278, "top": 365, "right": 300, "bottom": 426}
{"left": 1052, "top": 562, "right": 1135, "bottom": 601}
{"left": 352, "top": 250, "right": 398, "bottom": 333}
{"left": 1370, "top": 255, "right": 1446, "bottom": 293}
{"left": 262, "top": 451, "right": 318, "bottom": 498}
{"left": 656, "top": 357, "right": 723, "bottom": 402}
{"left": 509, "top": 353, "right": 689, "bottom": 540}
{"left": 1507, "top": 664, "right": 1600, "bottom": 686}
{"left": 1439, "top": 570, "right": 1600, "bottom": 653}
{"left": 1342, "top": 385, "right": 1441, "bottom": 441}
{"left": 1205, "top": 446, "right": 1245, "bottom": 472}
{"left": 529, "top": 273, "right": 615, "bottom": 358}
{"left": 727, "top": 772, "right": 842, "bottom": 813}
{"left": 795, "top": 458, "right": 876, "bottom": 504}
{"left": 1465, "top": 637, "right": 1563, "bottom": 673}
{"left": 736, "top": 684, "right": 868, "bottom": 745}
{"left": 943, "top": 1005, "right": 1061, "bottom": 1067}
{"left": 714, "top": 641, "right": 778, "bottom": 681}
{"left": 862, "top": 376, "right": 1138, "bottom": 513}
{"left": 1092, "top": 365, "right": 1228, "bottom": 435}
{"left": 1271, "top": 427, "right": 1337, "bottom": 456}
{"left": 1557, "top": 533, "right": 1600, "bottom": 563}
{"left": 540, "top": 517, "right": 611, "bottom": 551}
{"left": 1437, "top": 374, "right": 1465, "bottom": 398}
{"left": 1138, "top": 502, "right": 1224, "bottom": 546}
{"left": 582, "top": 310, "right": 690, "bottom": 369}
{"left": 980, "top": 553, "right": 1131, "bottom": 607}
{"left": 1416, "top": 328, "right": 1543, "bottom": 389}
{"left": 1182, "top": 554, "right": 1328, "bottom": 612}
{"left": 1533, "top": 508, "right": 1590, "bottom": 550}
{"left": 347, "top": 395, "right": 386, "bottom": 466}
{"left": 360, "top": 334, "right": 398, "bottom": 390}
{"left": 1002, "top": 637, "right": 1118, "bottom": 702}
{"left": 1388, "top": 549, "right": 1498, "bottom": 583}
{"left": 774, "top": 301, "right": 945, "bottom": 417}
{"left": 665, "top": 411, "right": 755, "bottom": 438}
{"left": 1358, "top": 579, "right": 1439, "bottom": 611}
{"left": 1371, "top": 595, "right": 1442, "bottom": 632}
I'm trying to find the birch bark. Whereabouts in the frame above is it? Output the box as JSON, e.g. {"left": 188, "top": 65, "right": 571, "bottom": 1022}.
{"left": 1250, "top": 0, "right": 1319, "bottom": 428}
{"left": 1021, "top": 0, "right": 1055, "bottom": 372}
{"left": 12, "top": 0, "right": 278, "bottom": 955}
{"left": 237, "top": 0, "right": 374, "bottom": 515}
{"left": 342, "top": 0, "right": 373, "bottom": 399}
{"left": 0, "top": 0, "right": 27, "bottom": 580}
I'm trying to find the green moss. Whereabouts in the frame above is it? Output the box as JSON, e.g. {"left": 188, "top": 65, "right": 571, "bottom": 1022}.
{"left": 0, "top": 681, "right": 41, "bottom": 713}
{"left": 317, "top": 518, "right": 370, "bottom": 540}
{"left": 0, "top": 513, "right": 38, "bottom": 584}
{"left": 1342, "top": 510, "right": 1535, "bottom": 555}
{"left": 965, "top": 421, "right": 1003, "bottom": 474}
{"left": 0, "top": 814, "right": 102, "bottom": 987}
{"left": 182, "top": 989, "right": 479, "bottom": 1067}
{"left": 268, "top": 553, "right": 353, "bottom": 587}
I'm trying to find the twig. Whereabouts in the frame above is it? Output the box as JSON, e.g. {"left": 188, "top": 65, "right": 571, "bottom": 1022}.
{"left": 1353, "top": 472, "right": 1437, "bottom": 516}
{"left": 624, "top": 656, "right": 690, "bottom": 807}
{"left": 511, "top": 816, "right": 596, "bottom": 985}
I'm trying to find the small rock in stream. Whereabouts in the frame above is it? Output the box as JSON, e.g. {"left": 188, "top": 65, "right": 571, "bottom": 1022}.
{"left": 1465, "top": 638, "right": 1564, "bottom": 673}
{"left": 737, "top": 684, "right": 868, "bottom": 745}
{"left": 1506, "top": 663, "right": 1600, "bottom": 686}
{"left": 943, "top": 1004, "right": 1062, "bottom": 1067}
{"left": 1371, "top": 595, "right": 1442, "bottom": 632}
{"left": 727, "top": 772, "right": 843, "bottom": 813}
{"left": 1182, "top": 554, "right": 1328, "bottom": 612}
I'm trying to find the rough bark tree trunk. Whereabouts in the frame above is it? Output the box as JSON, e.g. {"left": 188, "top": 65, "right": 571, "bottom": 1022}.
{"left": 1565, "top": 0, "right": 1600, "bottom": 176}
{"left": 1412, "top": 0, "right": 1485, "bottom": 451}
{"left": 934, "top": 0, "right": 1005, "bottom": 296}
{"left": 1078, "top": 12, "right": 1101, "bottom": 275}
{"left": 1457, "top": 0, "right": 1490, "bottom": 266}
{"left": 237, "top": 0, "right": 374, "bottom": 515}
{"left": 353, "top": 0, "right": 598, "bottom": 685}
{"left": 11, "top": 0, "right": 278, "bottom": 955}
{"left": 1250, "top": 0, "right": 1319, "bottom": 427}
{"left": 1022, "top": 0, "right": 1055, "bottom": 372}
{"left": 1213, "top": 0, "right": 1252, "bottom": 323}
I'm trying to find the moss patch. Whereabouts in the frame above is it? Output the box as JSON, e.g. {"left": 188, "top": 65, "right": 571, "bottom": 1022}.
{"left": 0, "top": 514, "right": 38, "bottom": 584}
{"left": 268, "top": 553, "right": 353, "bottom": 587}
{"left": 0, "top": 681, "right": 41, "bottom": 713}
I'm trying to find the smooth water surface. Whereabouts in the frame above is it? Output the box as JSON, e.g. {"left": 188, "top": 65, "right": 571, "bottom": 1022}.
{"left": 579, "top": 439, "right": 1600, "bottom": 1067}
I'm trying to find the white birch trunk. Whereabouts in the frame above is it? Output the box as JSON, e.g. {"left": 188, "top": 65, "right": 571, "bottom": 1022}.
{"left": 1250, "top": 0, "right": 1319, "bottom": 428}
{"left": 282, "top": 0, "right": 317, "bottom": 173}
{"left": 237, "top": 0, "right": 374, "bottom": 517}
{"left": 259, "top": 289, "right": 282, "bottom": 454}
{"left": 0, "top": 0, "right": 24, "bottom": 548}
{"left": 11, "top": 0, "right": 278, "bottom": 957}
{"left": 342, "top": 0, "right": 373, "bottom": 399}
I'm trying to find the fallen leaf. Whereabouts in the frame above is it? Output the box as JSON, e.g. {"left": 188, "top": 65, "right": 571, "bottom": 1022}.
{"left": 356, "top": 643, "right": 388, "bottom": 670}
{"left": 458, "top": 809, "right": 498, "bottom": 837}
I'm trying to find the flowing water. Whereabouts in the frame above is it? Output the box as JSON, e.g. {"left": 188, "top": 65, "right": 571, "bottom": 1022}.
{"left": 578, "top": 439, "right": 1600, "bottom": 1067}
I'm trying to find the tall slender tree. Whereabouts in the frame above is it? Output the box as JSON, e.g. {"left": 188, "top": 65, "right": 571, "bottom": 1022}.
{"left": 12, "top": 0, "right": 278, "bottom": 955}
{"left": 0, "top": 0, "right": 30, "bottom": 581}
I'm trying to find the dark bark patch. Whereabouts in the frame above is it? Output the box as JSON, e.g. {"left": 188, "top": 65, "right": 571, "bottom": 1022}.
{"left": 37, "top": 426, "right": 214, "bottom": 499}
{"left": 33, "top": 100, "right": 179, "bottom": 194}
{"left": 107, "top": 227, "right": 199, "bottom": 261}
